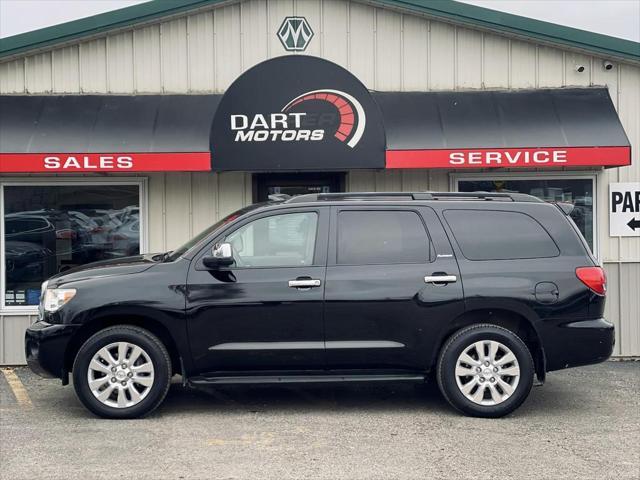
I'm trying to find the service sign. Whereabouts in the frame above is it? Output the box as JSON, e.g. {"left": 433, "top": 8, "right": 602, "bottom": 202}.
{"left": 609, "top": 182, "right": 640, "bottom": 237}
{"left": 211, "top": 55, "right": 385, "bottom": 171}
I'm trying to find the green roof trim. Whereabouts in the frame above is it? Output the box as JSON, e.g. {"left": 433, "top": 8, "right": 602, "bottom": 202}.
{"left": 0, "top": 0, "right": 638, "bottom": 62}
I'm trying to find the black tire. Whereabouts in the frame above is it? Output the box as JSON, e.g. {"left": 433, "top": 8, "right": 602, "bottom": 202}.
{"left": 437, "top": 324, "right": 534, "bottom": 418}
{"left": 72, "top": 325, "right": 172, "bottom": 419}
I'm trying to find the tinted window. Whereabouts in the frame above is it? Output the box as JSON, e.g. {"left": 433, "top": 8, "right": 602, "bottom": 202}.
{"left": 3, "top": 184, "right": 140, "bottom": 306}
{"left": 337, "top": 211, "right": 429, "bottom": 265}
{"left": 458, "top": 179, "right": 594, "bottom": 252}
{"left": 444, "top": 209, "right": 559, "bottom": 260}
{"left": 225, "top": 212, "right": 318, "bottom": 267}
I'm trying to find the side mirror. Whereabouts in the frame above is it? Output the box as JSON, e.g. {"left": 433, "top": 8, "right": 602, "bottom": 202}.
{"left": 202, "top": 242, "right": 234, "bottom": 269}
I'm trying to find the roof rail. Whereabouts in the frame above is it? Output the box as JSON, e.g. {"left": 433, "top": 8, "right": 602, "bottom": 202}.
{"left": 267, "top": 193, "right": 291, "bottom": 202}
{"left": 285, "top": 191, "right": 542, "bottom": 203}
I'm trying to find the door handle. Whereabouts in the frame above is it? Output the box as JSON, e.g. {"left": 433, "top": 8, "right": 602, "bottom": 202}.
{"left": 424, "top": 275, "right": 457, "bottom": 284}
{"left": 288, "top": 279, "right": 322, "bottom": 288}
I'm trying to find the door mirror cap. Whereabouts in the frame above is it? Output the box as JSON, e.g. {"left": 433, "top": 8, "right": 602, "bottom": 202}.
{"left": 203, "top": 243, "right": 234, "bottom": 269}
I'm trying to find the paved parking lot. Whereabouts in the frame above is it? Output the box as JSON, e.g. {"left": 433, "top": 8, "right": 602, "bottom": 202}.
{"left": 0, "top": 362, "right": 638, "bottom": 480}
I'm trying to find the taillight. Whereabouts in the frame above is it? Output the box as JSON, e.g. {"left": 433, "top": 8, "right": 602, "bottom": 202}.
{"left": 575, "top": 266, "right": 606, "bottom": 296}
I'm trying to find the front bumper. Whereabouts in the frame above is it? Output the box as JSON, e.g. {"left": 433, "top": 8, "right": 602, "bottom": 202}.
{"left": 541, "top": 317, "right": 615, "bottom": 372}
{"left": 25, "top": 321, "right": 79, "bottom": 381}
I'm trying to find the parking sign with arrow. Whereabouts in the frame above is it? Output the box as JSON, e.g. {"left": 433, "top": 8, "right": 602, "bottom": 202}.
{"left": 609, "top": 182, "right": 640, "bottom": 237}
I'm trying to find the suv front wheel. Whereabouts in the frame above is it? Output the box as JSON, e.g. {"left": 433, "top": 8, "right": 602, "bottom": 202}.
{"left": 437, "top": 324, "right": 534, "bottom": 418}
{"left": 72, "top": 325, "right": 172, "bottom": 419}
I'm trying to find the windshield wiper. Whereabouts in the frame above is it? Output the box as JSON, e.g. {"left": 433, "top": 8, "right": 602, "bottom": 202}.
{"left": 151, "top": 251, "right": 173, "bottom": 262}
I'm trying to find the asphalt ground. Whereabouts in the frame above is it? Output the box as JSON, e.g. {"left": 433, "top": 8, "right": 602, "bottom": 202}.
{"left": 0, "top": 362, "right": 638, "bottom": 480}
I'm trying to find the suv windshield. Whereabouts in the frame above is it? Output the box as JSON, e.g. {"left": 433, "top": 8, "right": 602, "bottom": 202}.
{"left": 165, "top": 203, "right": 265, "bottom": 261}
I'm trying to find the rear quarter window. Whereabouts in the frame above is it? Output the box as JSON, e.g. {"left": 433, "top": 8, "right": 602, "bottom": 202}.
{"left": 444, "top": 209, "right": 560, "bottom": 260}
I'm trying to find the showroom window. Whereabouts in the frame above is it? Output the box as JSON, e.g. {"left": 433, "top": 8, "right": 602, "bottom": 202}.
{"left": 456, "top": 177, "right": 596, "bottom": 253}
{"left": 2, "top": 182, "right": 143, "bottom": 309}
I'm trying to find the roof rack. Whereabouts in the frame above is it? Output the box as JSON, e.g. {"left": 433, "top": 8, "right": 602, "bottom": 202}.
{"left": 267, "top": 193, "right": 292, "bottom": 202}
{"left": 285, "top": 191, "right": 542, "bottom": 204}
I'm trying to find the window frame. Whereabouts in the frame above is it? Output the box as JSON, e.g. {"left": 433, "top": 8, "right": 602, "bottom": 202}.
{"left": 331, "top": 206, "right": 434, "bottom": 266}
{"left": 450, "top": 172, "right": 599, "bottom": 259}
{"left": 0, "top": 177, "right": 148, "bottom": 313}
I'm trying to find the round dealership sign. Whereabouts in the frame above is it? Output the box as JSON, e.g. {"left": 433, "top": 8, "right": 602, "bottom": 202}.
{"left": 211, "top": 55, "right": 385, "bottom": 171}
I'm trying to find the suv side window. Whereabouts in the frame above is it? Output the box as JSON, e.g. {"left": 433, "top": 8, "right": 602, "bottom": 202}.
{"left": 225, "top": 212, "right": 318, "bottom": 267}
{"left": 337, "top": 210, "right": 429, "bottom": 265}
{"left": 444, "top": 209, "right": 560, "bottom": 260}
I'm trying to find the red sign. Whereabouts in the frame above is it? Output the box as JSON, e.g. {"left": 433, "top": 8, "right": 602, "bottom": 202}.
{"left": 386, "top": 146, "right": 631, "bottom": 169}
{"left": 0, "top": 153, "right": 211, "bottom": 173}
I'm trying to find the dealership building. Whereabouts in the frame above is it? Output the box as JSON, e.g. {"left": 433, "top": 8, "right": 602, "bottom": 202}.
{"left": 0, "top": 0, "right": 638, "bottom": 364}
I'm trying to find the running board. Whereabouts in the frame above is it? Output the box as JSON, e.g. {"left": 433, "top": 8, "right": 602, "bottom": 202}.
{"left": 188, "top": 373, "right": 426, "bottom": 386}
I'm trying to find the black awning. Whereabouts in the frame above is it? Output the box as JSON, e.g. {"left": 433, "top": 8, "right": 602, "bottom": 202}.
{"left": 0, "top": 86, "right": 631, "bottom": 173}
{"left": 0, "top": 94, "right": 220, "bottom": 153}
{"left": 374, "top": 88, "right": 629, "bottom": 150}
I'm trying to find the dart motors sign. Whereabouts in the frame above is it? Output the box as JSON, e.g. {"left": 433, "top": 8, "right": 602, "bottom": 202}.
{"left": 211, "top": 55, "right": 384, "bottom": 171}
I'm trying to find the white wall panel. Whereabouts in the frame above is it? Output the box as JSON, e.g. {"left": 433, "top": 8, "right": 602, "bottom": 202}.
{"left": 401, "top": 15, "right": 428, "bottom": 91}
{"left": 456, "top": 28, "right": 482, "bottom": 89}
{"left": 133, "top": 25, "right": 161, "bottom": 92}
{"left": 482, "top": 34, "right": 509, "bottom": 88}
{"left": 79, "top": 39, "right": 107, "bottom": 92}
{"left": 240, "top": 0, "right": 268, "bottom": 71}
{"left": 0, "top": 314, "right": 35, "bottom": 365}
{"left": 428, "top": 21, "right": 455, "bottom": 89}
{"left": 187, "top": 11, "right": 215, "bottom": 91}
{"left": 510, "top": 40, "right": 536, "bottom": 88}
{"left": 537, "top": 45, "right": 564, "bottom": 87}
{"left": 25, "top": 52, "right": 52, "bottom": 92}
{"left": 106, "top": 31, "right": 134, "bottom": 93}
{"left": 375, "top": 9, "right": 402, "bottom": 90}
{"left": 0, "top": 58, "right": 25, "bottom": 93}
{"left": 214, "top": 3, "right": 242, "bottom": 91}
{"left": 348, "top": 2, "right": 375, "bottom": 86}
{"left": 52, "top": 45, "right": 80, "bottom": 92}
{"left": 161, "top": 19, "right": 189, "bottom": 92}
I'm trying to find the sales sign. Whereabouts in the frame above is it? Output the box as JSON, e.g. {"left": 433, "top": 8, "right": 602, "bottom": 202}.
{"left": 609, "top": 182, "right": 640, "bottom": 237}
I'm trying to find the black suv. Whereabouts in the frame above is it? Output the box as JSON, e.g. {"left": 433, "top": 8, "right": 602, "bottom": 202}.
{"left": 25, "top": 192, "right": 613, "bottom": 418}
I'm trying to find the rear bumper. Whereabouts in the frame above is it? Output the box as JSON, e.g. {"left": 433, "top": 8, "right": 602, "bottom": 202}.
{"left": 542, "top": 317, "right": 615, "bottom": 372}
{"left": 25, "top": 321, "right": 79, "bottom": 380}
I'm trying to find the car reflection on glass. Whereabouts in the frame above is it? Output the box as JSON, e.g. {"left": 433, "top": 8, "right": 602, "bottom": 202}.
{"left": 5, "top": 240, "right": 54, "bottom": 283}
{"left": 106, "top": 215, "right": 140, "bottom": 257}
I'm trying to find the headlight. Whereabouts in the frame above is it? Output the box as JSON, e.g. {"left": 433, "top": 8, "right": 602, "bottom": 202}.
{"left": 43, "top": 288, "right": 77, "bottom": 312}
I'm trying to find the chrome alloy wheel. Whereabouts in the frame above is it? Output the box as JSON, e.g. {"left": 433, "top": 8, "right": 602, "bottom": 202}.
{"left": 454, "top": 340, "right": 520, "bottom": 406}
{"left": 87, "top": 342, "right": 155, "bottom": 408}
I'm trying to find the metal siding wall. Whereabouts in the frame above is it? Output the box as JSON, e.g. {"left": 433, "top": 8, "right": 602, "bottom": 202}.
{"left": 106, "top": 31, "right": 134, "bottom": 93}
{"left": 52, "top": 45, "right": 80, "bottom": 92}
{"left": 0, "top": 58, "right": 25, "bottom": 92}
{"left": 0, "top": 315, "right": 35, "bottom": 365}
{"left": 0, "top": 0, "right": 638, "bottom": 360}
{"left": 187, "top": 11, "right": 215, "bottom": 92}
{"left": 133, "top": 25, "right": 162, "bottom": 92}
{"left": 79, "top": 39, "right": 107, "bottom": 92}
{"left": 161, "top": 19, "right": 189, "bottom": 92}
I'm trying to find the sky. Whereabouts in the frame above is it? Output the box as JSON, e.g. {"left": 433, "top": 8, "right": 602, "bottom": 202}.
{"left": 0, "top": 0, "right": 638, "bottom": 42}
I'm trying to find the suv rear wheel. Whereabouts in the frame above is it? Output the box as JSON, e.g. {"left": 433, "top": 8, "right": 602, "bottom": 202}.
{"left": 72, "top": 325, "right": 171, "bottom": 419}
{"left": 437, "top": 324, "right": 534, "bottom": 418}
